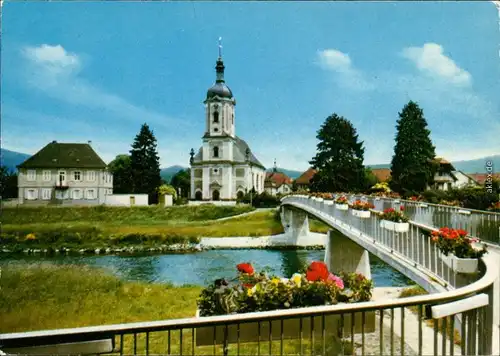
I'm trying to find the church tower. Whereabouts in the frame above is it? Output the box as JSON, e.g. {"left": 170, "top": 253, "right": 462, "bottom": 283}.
{"left": 190, "top": 39, "right": 266, "bottom": 203}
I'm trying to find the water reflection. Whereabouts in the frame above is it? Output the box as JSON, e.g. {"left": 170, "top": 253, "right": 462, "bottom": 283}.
{"left": 0, "top": 250, "right": 412, "bottom": 287}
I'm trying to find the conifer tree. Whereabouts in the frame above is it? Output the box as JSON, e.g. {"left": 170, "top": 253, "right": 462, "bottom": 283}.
{"left": 390, "top": 101, "right": 437, "bottom": 195}
{"left": 309, "top": 114, "right": 366, "bottom": 192}
{"left": 130, "top": 123, "right": 162, "bottom": 203}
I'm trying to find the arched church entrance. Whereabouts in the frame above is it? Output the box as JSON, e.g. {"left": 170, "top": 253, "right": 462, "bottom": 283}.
{"left": 195, "top": 191, "right": 202, "bottom": 201}
{"left": 212, "top": 190, "right": 220, "bottom": 201}
{"left": 237, "top": 191, "right": 244, "bottom": 200}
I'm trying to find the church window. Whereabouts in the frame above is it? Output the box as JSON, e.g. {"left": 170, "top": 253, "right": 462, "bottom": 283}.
{"left": 213, "top": 146, "right": 219, "bottom": 158}
{"left": 214, "top": 128, "right": 218, "bottom": 132}
{"left": 232, "top": 114, "right": 234, "bottom": 125}
{"left": 213, "top": 111, "right": 219, "bottom": 123}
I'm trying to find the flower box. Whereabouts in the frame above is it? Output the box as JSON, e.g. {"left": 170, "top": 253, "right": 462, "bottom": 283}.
{"left": 418, "top": 203, "right": 428, "bottom": 208}
{"left": 335, "top": 203, "right": 348, "bottom": 210}
{"left": 194, "top": 309, "right": 376, "bottom": 346}
{"left": 457, "top": 209, "right": 471, "bottom": 215}
{"left": 352, "top": 209, "right": 370, "bottom": 218}
{"left": 324, "top": 201, "right": 334, "bottom": 206}
{"left": 317, "top": 198, "right": 324, "bottom": 202}
{"left": 393, "top": 200, "right": 400, "bottom": 204}
{"left": 380, "top": 220, "right": 409, "bottom": 233}
{"left": 439, "top": 252, "right": 478, "bottom": 274}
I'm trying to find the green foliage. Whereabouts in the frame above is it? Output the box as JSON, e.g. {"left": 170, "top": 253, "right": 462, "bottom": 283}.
{"left": 0, "top": 166, "right": 18, "bottom": 199}
{"left": 1, "top": 205, "right": 254, "bottom": 225}
{"left": 421, "top": 189, "right": 448, "bottom": 204}
{"left": 448, "top": 186, "right": 498, "bottom": 210}
{"left": 108, "top": 154, "right": 133, "bottom": 194}
{"left": 130, "top": 123, "right": 162, "bottom": 203}
{"left": 170, "top": 169, "right": 190, "bottom": 198}
{"left": 309, "top": 114, "right": 366, "bottom": 193}
{"left": 291, "top": 180, "right": 298, "bottom": 192}
{"left": 363, "top": 168, "right": 378, "bottom": 192}
{"left": 240, "top": 191, "right": 281, "bottom": 208}
{"left": 390, "top": 101, "right": 437, "bottom": 195}
{"left": 158, "top": 184, "right": 178, "bottom": 200}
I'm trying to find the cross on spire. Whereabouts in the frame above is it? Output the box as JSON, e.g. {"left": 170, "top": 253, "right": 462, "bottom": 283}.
{"left": 218, "top": 37, "right": 223, "bottom": 58}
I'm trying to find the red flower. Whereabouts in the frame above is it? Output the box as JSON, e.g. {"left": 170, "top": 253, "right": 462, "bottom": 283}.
{"left": 400, "top": 205, "right": 404, "bottom": 211}
{"left": 306, "top": 261, "right": 329, "bottom": 282}
{"left": 237, "top": 263, "right": 254, "bottom": 275}
{"left": 242, "top": 283, "right": 254, "bottom": 289}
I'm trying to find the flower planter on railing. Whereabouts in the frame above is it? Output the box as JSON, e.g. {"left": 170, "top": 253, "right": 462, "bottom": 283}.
{"left": 335, "top": 203, "right": 348, "bottom": 211}
{"left": 352, "top": 209, "right": 370, "bottom": 218}
{"left": 457, "top": 209, "right": 471, "bottom": 215}
{"left": 380, "top": 220, "right": 409, "bottom": 233}
{"left": 439, "top": 252, "right": 478, "bottom": 274}
{"left": 418, "top": 203, "right": 428, "bottom": 208}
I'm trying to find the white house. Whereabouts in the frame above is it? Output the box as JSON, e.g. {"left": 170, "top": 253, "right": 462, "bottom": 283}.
{"left": 189, "top": 47, "right": 266, "bottom": 203}
{"left": 431, "top": 157, "right": 478, "bottom": 191}
{"left": 17, "top": 141, "right": 113, "bottom": 205}
{"left": 264, "top": 163, "right": 293, "bottom": 196}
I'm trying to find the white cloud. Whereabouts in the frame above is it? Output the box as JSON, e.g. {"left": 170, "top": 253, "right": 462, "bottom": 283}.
{"left": 20, "top": 44, "right": 188, "bottom": 129}
{"left": 317, "top": 49, "right": 374, "bottom": 91}
{"left": 401, "top": 43, "right": 472, "bottom": 86}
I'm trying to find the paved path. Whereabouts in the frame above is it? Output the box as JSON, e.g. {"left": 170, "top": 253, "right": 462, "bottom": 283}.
{"left": 214, "top": 208, "right": 277, "bottom": 222}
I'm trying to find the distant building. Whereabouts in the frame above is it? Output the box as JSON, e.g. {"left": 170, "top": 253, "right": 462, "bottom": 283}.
{"left": 190, "top": 44, "right": 266, "bottom": 203}
{"left": 370, "top": 168, "right": 391, "bottom": 183}
{"left": 468, "top": 173, "right": 500, "bottom": 185}
{"left": 294, "top": 168, "right": 317, "bottom": 191}
{"left": 431, "top": 157, "right": 478, "bottom": 191}
{"left": 264, "top": 161, "right": 293, "bottom": 196}
{"left": 17, "top": 141, "right": 113, "bottom": 205}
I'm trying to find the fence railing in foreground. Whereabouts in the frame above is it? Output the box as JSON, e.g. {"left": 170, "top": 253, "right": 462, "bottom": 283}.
{"left": 0, "top": 196, "right": 497, "bottom": 356}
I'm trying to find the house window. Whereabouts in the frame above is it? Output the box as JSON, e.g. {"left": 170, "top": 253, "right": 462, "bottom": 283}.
{"left": 42, "top": 188, "right": 52, "bottom": 200}
{"left": 42, "top": 170, "right": 51, "bottom": 181}
{"left": 213, "top": 146, "right": 219, "bottom": 158}
{"left": 213, "top": 111, "right": 219, "bottom": 123}
{"left": 72, "top": 189, "right": 82, "bottom": 200}
{"left": 74, "top": 171, "right": 81, "bottom": 181}
{"left": 27, "top": 170, "right": 36, "bottom": 181}
{"left": 86, "top": 189, "right": 95, "bottom": 200}
{"left": 26, "top": 189, "right": 38, "bottom": 200}
{"left": 108, "top": 189, "right": 112, "bottom": 194}
{"left": 87, "top": 171, "right": 96, "bottom": 181}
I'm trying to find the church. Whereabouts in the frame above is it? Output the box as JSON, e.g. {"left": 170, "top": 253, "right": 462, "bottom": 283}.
{"left": 189, "top": 45, "right": 266, "bottom": 203}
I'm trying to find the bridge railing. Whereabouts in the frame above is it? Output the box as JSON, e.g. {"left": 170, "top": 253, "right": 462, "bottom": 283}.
{"left": 338, "top": 193, "right": 500, "bottom": 245}
{"left": 0, "top": 196, "right": 497, "bottom": 356}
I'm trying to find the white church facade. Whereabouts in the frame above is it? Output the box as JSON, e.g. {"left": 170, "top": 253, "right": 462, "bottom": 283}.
{"left": 189, "top": 47, "right": 266, "bottom": 203}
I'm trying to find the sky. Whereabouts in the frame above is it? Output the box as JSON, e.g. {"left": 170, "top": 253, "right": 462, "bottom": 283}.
{"left": 2, "top": 1, "right": 500, "bottom": 171}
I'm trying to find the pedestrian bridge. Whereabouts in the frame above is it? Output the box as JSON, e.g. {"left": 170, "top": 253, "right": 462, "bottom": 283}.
{"left": 1, "top": 194, "right": 499, "bottom": 356}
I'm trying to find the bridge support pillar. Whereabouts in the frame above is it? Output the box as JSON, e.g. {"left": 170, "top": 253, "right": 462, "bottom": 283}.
{"left": 281, "top": 206, "right": 310, "bottom": 244}
{"left": 325, "top": 229, "right": 371, "bottom": 279}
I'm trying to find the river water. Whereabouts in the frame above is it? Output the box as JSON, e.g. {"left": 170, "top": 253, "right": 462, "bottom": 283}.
{"left": 0, "top": 249, "right": 411, "bottom": 287}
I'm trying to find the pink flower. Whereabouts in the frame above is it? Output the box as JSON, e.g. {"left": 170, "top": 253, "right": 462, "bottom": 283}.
{"left": 327, "top": 273, "right": 344, "bottom": 290}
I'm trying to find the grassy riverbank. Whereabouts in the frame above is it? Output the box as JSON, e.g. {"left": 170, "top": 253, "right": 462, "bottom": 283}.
{"left": 0, "top": 207, "right": 330, "bottom": 251}
{"left": 0, "top": 265, "right": 347, "bottom": 354}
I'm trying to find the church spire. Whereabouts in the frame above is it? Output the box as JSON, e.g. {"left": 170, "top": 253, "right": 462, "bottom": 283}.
{"left": 215, "top": 37, "right": 225, "bottom": 83}
{"left": 273, "top": 158, "right": 277, "bottom": 173}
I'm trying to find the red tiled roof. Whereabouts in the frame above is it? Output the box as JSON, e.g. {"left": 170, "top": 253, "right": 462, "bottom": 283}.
{"left": 265, "top": 172, "right": 292, "bottom": 188}
{"left": 295, "top": 168, "right": 317, "bottom": 185}
{"left": 371, "top": 168, "right": 391, "bottom": 182}
{"left": 467, "top": 173, "right": 500, "bottom": 185}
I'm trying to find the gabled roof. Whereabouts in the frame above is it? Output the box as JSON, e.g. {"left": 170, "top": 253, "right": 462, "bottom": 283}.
{"left": 468, "top": 173, "right": 500, "bottom": 185}
{"left": 192, "top": 135, "right": 265, "bottom": 169}
{"left": 434, "top": 157, "right": 456, "bottom": 170}
{"left": 264, "top": 171, "right": 292, "bottom": 188}
{"left": 371, "top": 168, "right": 391, "bottom": 182}
{"left": 295, "top": 168, "right": 317, "bottom": 185}
{"left": 17, "top": 141, "right": 107, "bottom": 169}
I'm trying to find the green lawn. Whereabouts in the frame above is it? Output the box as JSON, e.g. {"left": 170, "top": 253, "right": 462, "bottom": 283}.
{"left": 1, "top": 208, "right": 331, "bottom": 251}
{"left": 0, "top": 265, "right": 349, "bottom": 355}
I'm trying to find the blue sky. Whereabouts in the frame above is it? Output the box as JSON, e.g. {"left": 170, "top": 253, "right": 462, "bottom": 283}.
{"left": 2, "top": 1, "right": 500, "bottom": 171}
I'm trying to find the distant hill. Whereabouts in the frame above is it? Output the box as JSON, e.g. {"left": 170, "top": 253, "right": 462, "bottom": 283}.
{"left": 0, "top": 148, "right": 31, "bottom": 172}
{"left": 160, "top": 165, "right": 186, "bottom": 183}
{"left": 452, "top": 155, "right": 500, "bottom": 173}
{"left": 366, "top": 155, "right": 500, "bottom": 174}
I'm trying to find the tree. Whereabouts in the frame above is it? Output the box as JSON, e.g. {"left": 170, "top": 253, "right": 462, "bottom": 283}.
{"left": 108, "top": 154, "right": 133, "bottom": 194}
{"left": 170, "top": 169, "right": 190, "bottom": 198}
{"left": 363, "top": 168, "right": 378, "bottom": 192}
{"left": 129, "top": 123, "right": 162, "bottom": 204}
{"left": 309, "top": 114, "right": 366, "bottom": 192}
{"left": 390, "top": 101, "right": 437, "bottom": 195}
{"left": 0, "top": 166, "right": 17, "bottom": 199}
{"left": 291, "top": 180, "right": 298, "bottom": 192}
